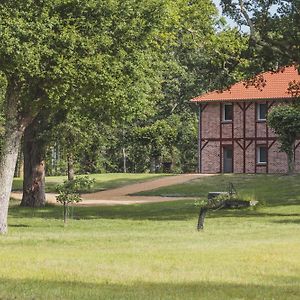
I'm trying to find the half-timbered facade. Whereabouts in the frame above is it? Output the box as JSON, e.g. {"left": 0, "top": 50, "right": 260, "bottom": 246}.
{"left": 192, "top": 66, "right": 300, "bottom": 174}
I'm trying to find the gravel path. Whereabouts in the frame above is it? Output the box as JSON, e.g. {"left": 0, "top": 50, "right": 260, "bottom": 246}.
{"left": 11, "top": 174, "right": 213, "bottom": 206}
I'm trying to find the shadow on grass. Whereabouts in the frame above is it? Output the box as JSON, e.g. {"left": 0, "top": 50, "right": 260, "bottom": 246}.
{"left": 0, "top": 278, "right": 299, "bottom": 300}
{"left": 7, "top": 199, "right": 300, "bottom": 225}
{"left": 9, "top": 224, "right": 31, "bottom": 228}
{"left": 8, "top": 201, "right": 198, "bottom": 221}
{"left": 272, "top": 219, "right": 300, "bottom": 224}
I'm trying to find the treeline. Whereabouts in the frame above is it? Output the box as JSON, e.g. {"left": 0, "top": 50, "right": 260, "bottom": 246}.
{"left": 2, "top": 0, "right": 248, "bottom": 179}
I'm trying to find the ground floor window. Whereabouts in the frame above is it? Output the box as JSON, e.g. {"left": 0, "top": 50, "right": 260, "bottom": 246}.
{"left": 257, "top": 146, "right": 267, "bottom": 164}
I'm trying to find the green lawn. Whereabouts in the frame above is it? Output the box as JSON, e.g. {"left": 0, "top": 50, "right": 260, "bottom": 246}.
{"left": 12, "top": 173, "right": 171, "bottom": 193}
{"left": 135, "top": 173, "right": 300, "bottom": 205}
{"left": 2, "top": 174, "right": 300, "bottom": 299}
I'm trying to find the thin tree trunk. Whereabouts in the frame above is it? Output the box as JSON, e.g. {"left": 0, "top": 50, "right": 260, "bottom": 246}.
{"left": 21, "top": 117, "right": 46, "bottom": 207}
{"left": 287, "top": 150, "right": 295, "bottom": 174}
{"left": 150, "top": 157, "right": 156, "bottom": 173}
{"left": 63, "top": 202, "right": 67, "bottom": 224}
{"left": 122, "top": 147, "right": 127, "bottom": 173}
{"left": 14, "top": 144, "right": 24, "bottom": 178}
{"left": 67, "top": 153, "right": 75, "bottom": 181}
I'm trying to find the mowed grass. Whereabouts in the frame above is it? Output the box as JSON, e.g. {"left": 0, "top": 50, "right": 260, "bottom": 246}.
{"left": 12, "top": 173, "right": 171, "bottom": 193}
{"left": 135, "top": 173, "right": 300, "bottom": 205}
{"left": 1, "top": 174, "right": 300, "bottom": 299}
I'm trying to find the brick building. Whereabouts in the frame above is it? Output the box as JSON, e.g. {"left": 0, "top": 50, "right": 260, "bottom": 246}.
{"left": 191, "top": 66, "right": 300, "bottom": 174}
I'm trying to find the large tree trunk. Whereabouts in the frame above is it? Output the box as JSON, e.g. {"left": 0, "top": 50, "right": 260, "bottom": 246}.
{"left": 21, "top": 117, "right": 46, "bottom": 207}
{"left": 0, "top": 126, "right": 24, "bottom": 233}
{"left": 0, "top": 81, "right": 28, "bottom": 234}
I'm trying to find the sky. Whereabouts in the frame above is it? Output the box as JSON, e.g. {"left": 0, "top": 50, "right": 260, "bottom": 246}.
{"left": 212, "top": 0, "right": 279, "bottom": 31}
{"left": 212, "top": 0, "right": 240, "bottom": 29}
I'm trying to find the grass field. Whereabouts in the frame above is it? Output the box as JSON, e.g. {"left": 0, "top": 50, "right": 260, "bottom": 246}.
{"left": 12, "top": 173, "right": 170, "bottom": 193}
{"left": 135, "top": 173, "right": 300, "bottom": 205}
{"left": 2, "top": 174, "right": 300, "bottom": 299}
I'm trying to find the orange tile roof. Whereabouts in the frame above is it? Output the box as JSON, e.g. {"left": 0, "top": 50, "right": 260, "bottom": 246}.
{"left": 191, "top": 65, "right": 300, "bottom": 103}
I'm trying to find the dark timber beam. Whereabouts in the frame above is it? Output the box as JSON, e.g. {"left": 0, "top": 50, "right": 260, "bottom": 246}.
{"left": 197, "top": 103, "right": 202, "bottom": 173}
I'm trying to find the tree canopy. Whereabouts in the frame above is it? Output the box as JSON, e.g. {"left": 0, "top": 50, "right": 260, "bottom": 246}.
{"left": 1, "top": 0, "right": 248, "bottom": 233}
{"left": 220, "top": 0, "right": 299, "bottom": 72}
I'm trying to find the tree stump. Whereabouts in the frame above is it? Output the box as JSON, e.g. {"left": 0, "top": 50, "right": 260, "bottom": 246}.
{"left": 197, "top": 192, "right": 258, "bottom": 230}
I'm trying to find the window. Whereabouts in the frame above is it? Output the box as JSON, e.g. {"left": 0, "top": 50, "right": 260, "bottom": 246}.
{"left": 257, "top": 103, "right": 267, "bottom": 121}
{"left": 257, "top": 146, "right": 267, "bottom": 164}
{"left": 223, "top": 103, "right": 233, "bottom": 121}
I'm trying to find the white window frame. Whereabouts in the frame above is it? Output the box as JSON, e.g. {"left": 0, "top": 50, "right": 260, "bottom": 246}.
{"left": 223, "top": 103, "right": 233, "bottom": 122}
{"left": 257, "top": 146, "right": 267, "bottom": 164}
{"left": 257, "top": 103, "right": 267, "bottom": 121}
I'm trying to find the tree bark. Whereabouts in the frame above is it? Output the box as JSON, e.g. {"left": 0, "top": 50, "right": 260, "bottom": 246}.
{"left": 14, "top": 145, "right": 24, "bottom": 178}
{"left": 67, "top": 153, "right": 75, "bottom": 181}
{"left": 197, "top": 207, "right": 207, "bottom": 230}
{"left": 287, "top": 151, "right": 295, "bottom": 174}
{"left": 0, "top": 81, "right": 28, "bottom": 234}
{"left": 122, "top": 147, "right": 127, "bottom": 173}
{"left": 0, "top": 126, "right": 24, "bottom": 233}
{"left": 21, "top": 117, "right": 46, "bottom": 207}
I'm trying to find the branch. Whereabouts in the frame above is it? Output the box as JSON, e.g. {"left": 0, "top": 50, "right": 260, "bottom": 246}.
{"left": 238, "top": 0, "right": 256, "bottom": 39}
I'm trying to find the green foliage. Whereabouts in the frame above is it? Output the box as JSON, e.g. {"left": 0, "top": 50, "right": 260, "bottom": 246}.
{"left": 56, "top": 176, "right": 94, "bottom": 223}
{"left": 195, "top": 193, "right": 253, "bottom": 208}
{"left": 220, "top": 0, "right": 300, "bottom": 71}
{"left": 268, "top": 104, "right": 300, "bottom": 172}
{"left": 0, "top": 0, "right": 251, "bottom": 176}
{"left": 56, "top": 176, "right": 95, "bottom": 199}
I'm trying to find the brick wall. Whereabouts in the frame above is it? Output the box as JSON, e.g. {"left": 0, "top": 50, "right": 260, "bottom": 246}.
{"left": 200, "top": 100, "right": 299, "bottom": 174}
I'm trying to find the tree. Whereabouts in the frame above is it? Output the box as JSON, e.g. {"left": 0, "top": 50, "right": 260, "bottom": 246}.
{"left": 22, "top": 0, "right": 230, "bottom": 176}
{"left": 0, "top": 0, "right": 170, "bottom": 233}
{"left": 220, "top": 0, "right": 300, "bottom": 71}
{"left": 268, "top": 105, "right": 300, "bottom": 174}
{"left": 51, "top": 112, "right": 103, "bottom": 180}
{"left": 56, "top": 176, "right": 94, "bottom": 224}
{"left": 0, "top": 1, "right": 101, "bottom": 232}
{"left": 20, "top": 111, "right": 49, "bottom": 207}
{"left": 20, "top": 108, "right": 66, "bottom": 207}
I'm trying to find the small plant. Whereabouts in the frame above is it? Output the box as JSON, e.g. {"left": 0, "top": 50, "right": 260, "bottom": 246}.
{"left": 56, "top": 176, "right": 95, "bottom": 224}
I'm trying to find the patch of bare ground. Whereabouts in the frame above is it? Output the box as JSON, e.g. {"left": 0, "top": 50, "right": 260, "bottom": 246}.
{"left": 11, "top": 174, "right": 214, "bottom": 206}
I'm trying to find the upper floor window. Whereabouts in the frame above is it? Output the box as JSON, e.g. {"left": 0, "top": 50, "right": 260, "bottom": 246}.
{"left": 223, "top": 103, "right": 233, "bottom": 121}
{"left": 257, "top": 146, "right": 267, "bottom": 164}
{"left": 257, "top": 103, "right": 267, "bottom": 121}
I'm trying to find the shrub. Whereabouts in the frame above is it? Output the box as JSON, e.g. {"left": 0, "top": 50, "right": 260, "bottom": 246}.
{"left": 56, "top": 176, "right": 95, "bottom": 223}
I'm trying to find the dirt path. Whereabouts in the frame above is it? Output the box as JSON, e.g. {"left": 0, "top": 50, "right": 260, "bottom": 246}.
{"left": 11, "top": 174, "right": 212, "bottom": 206}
